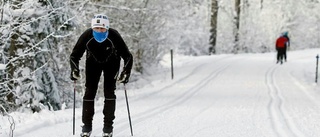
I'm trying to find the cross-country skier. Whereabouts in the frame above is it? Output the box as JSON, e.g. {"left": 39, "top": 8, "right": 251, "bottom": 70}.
{"left": 281, "top": 31, "right": 290, "bottom": 61}
{"left": 69, "top": 13, "right": 133, "bottom": 137}
{"left": 275, "top": 31, "right": 290, "bottom": 64}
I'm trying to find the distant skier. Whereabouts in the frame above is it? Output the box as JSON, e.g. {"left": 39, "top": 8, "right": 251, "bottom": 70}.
{"left": 70, "top": 13, "right": 133, "bottom": 137}
{"left": 275, "top": 31, "right": 290, "bottom": 64}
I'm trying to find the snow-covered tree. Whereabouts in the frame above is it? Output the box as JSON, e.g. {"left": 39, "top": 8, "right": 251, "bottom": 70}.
{"left": 0, "top": 0, "right": 75, "bottom": 113}
{"left": 216, "top": 0, "right": 320, "bottom": 53}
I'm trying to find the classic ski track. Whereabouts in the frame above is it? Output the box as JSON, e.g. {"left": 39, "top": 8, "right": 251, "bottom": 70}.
{"left": 129, "top": 55, "right": 234, "bottom": 102}
{"left": 88, "top": 56, "right": 228, "bottom": 136}
{"left": 265, "top": 65, "right": 302, "bottom": 137}
{"left": 188, "top": 57, "right": 264, "bottom": 137}
{"left": 94, "top": 58, "right": 235, "bottom": 136}
{"left": 133, "top": 63, "right": 231, "bottom": 127}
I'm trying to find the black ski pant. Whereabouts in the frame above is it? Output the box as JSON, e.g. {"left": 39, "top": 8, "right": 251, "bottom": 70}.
{"left": 82, "top": 59, "right": 120, "bottom": 133}
{"left": 283, "top": 46, "right": 287, "bottom": 60}
{"left": 276, "top": 48, "right": 286, "bottom": 62}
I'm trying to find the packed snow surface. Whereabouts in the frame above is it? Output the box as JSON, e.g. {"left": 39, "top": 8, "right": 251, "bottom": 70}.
{"left": 1, "top": 49, "right": 320, "bottom": 137}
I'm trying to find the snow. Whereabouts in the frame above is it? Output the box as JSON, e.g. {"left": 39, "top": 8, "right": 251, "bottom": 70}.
{"left": 1, "top": 49, "right": 320, "bottom": 137}
{"left": 0, "top": 64, "right": 5, "bottom": 70}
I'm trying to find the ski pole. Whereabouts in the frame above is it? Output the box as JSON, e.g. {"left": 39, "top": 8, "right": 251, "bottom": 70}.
{"left": 124, "top": 84, "right": 133, "bottom": 136}
{"left": 316, "top": 54, "right": 319, "bottom": 83}
{"left": 73, "top": 80, "right": 76, "bottom": 135}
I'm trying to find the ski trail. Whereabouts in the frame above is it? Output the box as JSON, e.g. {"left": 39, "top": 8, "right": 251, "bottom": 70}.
{"left": 90, "top": 56, "right": 236, "bottom": 137}
{"left": 265, "top": 65, "right": 301, "bottom": 137}
{"left": 130, "top": 55, "right": 233, "bottom": 102}
{"left": 92, "top": 56, "right": 231, "bottom": 136}
{"left": 113, "top": 62, "right": 232, "bottom": 136}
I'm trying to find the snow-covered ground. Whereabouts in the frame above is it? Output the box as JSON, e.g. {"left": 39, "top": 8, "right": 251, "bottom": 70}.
{"left": 1, "top": 49, "right": 320, "bottom": 137}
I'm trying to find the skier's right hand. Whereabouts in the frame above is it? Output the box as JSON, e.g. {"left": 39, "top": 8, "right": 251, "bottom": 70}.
{"left": 70, "top": 69, "right": 80, "bottom": 81}
{"left": 118, "top": 71, "right": 130, "bottom": 84}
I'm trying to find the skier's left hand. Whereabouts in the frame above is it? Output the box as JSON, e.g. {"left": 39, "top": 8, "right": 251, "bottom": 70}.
{"left": 118, "top": 71, "right": 130, "bottom": 83}
{"left": 70, "top": 69, "right": 80, "bottom": 81}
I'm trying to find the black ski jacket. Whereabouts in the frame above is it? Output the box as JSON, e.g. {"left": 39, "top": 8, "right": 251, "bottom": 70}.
{"left": 70, "top": 28, "right": 133, "bottom": 75}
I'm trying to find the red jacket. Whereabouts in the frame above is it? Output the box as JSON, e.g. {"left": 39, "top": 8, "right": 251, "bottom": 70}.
{"left": 276, "top": 36, "right": 288, "bottom": 48}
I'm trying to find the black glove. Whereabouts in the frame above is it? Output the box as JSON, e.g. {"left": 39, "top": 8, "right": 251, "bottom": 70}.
{"left": 118, "top": 71, "right": 130, "bottom": 83}
{"left": 70, "top": 69, "right": 80, "bottom": 81}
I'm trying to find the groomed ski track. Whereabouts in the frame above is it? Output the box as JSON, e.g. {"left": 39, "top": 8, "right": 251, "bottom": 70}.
{"left": 11, "top": 49, "right": 320, "bottom": 137}
{"left": 91, "top": 50, "right": 320, "bottom": 137}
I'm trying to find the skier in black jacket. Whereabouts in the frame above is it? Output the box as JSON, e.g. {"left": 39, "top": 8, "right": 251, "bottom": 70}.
{"left": 69, "top": 14, "right": 133, "bottom": 137}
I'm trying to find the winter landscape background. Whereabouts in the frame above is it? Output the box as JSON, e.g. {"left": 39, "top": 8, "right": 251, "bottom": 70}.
{"left": 1, "top": 0, "right": 320, "bottom": 137}
{"left": 1, "top": 48, "right": 320, "bottom": 137}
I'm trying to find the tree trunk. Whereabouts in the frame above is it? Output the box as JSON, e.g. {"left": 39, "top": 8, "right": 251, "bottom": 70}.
{"left": 132, "top": 0, "right": 149, "bottom": 74}
{"left": 209, "top": 0, "right": 218, "bottom": 55}
{"left": 233, "top": 0, "right": 241, "bottom": 53}
{"left": 6, "top": 1, "right": 22, "bottom": 106}
{"left": 0, "top": 1, "right": 4, "bottom": 25}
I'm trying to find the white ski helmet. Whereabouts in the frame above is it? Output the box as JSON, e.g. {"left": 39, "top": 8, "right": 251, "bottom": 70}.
{"left": 91, "top": 14, "right": 109, "bottom": 29}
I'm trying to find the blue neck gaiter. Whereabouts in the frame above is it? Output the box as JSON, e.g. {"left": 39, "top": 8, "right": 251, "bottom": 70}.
{"left": 93, "top": 30, "right": 108, "bottom": 43}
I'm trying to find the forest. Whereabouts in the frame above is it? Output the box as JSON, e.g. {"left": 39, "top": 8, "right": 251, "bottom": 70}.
{"left": 0, "top": 0, "right": 319, "bottom": 114}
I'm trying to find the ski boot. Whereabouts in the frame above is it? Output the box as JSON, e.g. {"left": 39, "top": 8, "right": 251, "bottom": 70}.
{"left": 102, "top": 132, "right": 113, "bottom": 137}
{"left": 80, "top": 125, "right": 92, "bottom": 137}
{"left": 102, "top": 126, "right": 113, "bottom": 137}
{"left": 80, "top": 132, "right": 91, "bottom": 137}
